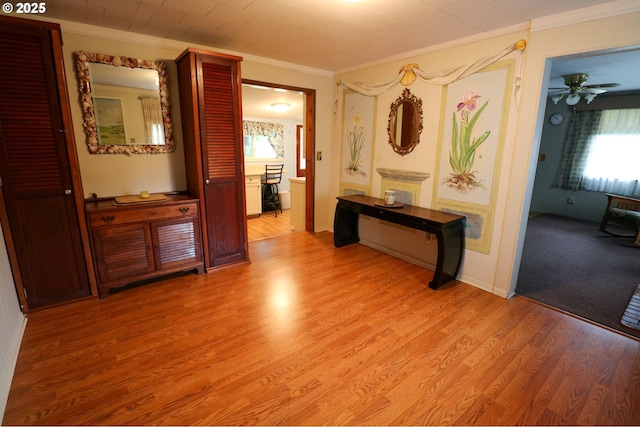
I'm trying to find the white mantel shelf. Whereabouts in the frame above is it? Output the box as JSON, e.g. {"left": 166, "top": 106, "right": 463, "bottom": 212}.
{"left": 376, "top": 168, "right": 430, "bottom": 182}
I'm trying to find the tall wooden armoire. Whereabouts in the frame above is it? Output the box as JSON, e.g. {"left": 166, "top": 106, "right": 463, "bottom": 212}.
{"left": 0, "top": 16, "right": 94, "bottom": 310}
{"left": 176, "top": 48, "right": 248, "bottom": 270}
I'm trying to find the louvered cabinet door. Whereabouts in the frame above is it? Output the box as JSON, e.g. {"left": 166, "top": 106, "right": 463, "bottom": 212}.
{"left": 197, "top": 54, "right": 247, "bottom": 267}
{"left": 0, "top": 17, "right": 90, "bottom": 309}
{"left": 152, "top": 217, "right": 202, "bottom": 271}
{"left": 92, "top": 223, "right": 154, "bottom": 284}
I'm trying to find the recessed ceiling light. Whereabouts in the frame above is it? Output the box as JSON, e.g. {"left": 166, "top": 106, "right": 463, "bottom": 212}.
{"left": 270, "top": 102, "right": 290, "bottom": 112}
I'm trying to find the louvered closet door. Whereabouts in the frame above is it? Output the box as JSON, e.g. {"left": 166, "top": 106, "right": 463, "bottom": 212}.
{"left": 0, "top": 20, "right": 90, "bottom": 308}
{"left": 197, "top": 56, "right": 246, "bottom": 267}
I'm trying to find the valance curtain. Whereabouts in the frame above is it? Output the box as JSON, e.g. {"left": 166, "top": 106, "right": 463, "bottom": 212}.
{"left": 139, "top": 95, "right": 164, "bottom": 145}
{"left": 556, "top": 109, "right": 640, "bottom": 197}
{"left": 242, "top": 121, "right": 284, "bottom": 158}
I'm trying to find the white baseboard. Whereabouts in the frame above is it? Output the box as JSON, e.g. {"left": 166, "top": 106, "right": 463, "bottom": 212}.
{"left": 0, "top": 316, "right": 27, "bottom": 423}
{"left": 360, "top": 238, "right": 437, "bottom": 271}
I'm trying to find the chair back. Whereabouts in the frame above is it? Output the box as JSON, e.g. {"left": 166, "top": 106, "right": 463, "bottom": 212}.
{"left": 264, "top": 164, "right": 283, "bottom": 184}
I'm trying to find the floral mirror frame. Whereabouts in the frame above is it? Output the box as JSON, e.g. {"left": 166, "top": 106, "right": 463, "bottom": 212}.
{"left": 387, "top": 88, "right": 423, "bottom": 156}
{"left": 74, "top": 51, "right": 175, "bottom": 154}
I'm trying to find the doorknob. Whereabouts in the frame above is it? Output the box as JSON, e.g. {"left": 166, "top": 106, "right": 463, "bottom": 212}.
{"left": 205, "top": 179, "right": 210, "bottom": 185}
{"left": 65, "top": 189, "right": 72, "bottom": 195}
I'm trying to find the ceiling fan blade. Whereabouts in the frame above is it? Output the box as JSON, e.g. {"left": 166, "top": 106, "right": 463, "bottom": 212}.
{"left": 585, "top": 83, "right": 621, "bottom": 88}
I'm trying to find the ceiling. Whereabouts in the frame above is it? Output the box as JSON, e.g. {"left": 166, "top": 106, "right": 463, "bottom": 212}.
{"left": 46, "top": 0, "right": 640, "bottom": 119}
{"left": 47, "top": 0, "right": 629, "bottom": 73}
{"left": 548, "top": 46, "right": 640, "bottom": 97}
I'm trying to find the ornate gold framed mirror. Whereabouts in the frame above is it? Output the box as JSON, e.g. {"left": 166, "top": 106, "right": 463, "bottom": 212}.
{"left": 387, "top": 88, "right": 423, "bottom": 156}
{"left": 74, "top": 51, "right": 175, "bottom": 154}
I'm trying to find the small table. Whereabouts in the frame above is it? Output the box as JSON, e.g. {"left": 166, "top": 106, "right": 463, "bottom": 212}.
{"left": 334, "top": 195, "right": 465, "bottom": 289}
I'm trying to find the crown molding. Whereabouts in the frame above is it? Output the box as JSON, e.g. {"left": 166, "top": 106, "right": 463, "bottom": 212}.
{"left": 335, "top": 22, "right": 529, "bottom": 75}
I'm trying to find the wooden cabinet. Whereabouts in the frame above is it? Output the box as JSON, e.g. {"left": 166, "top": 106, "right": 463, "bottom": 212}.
{"left": 86, "top": 195, "right": 204, "bottom": 297}
{"left": 0, "top": 16, "right": 94, "bottom": 310}
{"left": 176, "top": 48, "right": 248, "bottom": 270}
{"left": 245, "top": 174, "right": 262, "bottom": 216}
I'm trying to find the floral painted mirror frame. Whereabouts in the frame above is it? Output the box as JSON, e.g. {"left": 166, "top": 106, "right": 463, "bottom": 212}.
{"left": 387, "top": 88, "right": 423, "bottom": 156}
{"left": 74, "top": 51, "right": 175, "bottom": 154}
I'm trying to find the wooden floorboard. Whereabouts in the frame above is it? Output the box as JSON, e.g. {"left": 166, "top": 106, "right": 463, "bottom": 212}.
{"left": 3, "top": 231, "right": 640, "bottom": 425}
{"left": 247, "top": 208, "right": 295, "bottom": 242}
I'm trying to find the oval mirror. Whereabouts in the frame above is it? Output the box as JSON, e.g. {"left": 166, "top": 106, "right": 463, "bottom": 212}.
{"left": 74, "top": 51, "right": 175, "bottom": 154}
{"left": 387, "top": 88, "right": 423, "bottom": 156}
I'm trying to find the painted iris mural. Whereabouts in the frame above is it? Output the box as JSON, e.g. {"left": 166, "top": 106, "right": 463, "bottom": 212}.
{"left": 443, "top": 89, "right": 490, "bottom": 194}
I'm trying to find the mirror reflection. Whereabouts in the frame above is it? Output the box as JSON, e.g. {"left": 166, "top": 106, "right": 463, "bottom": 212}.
{"left": 388, "top": 88, "right": 423, "bottom": 156}
{"left": 74, "top": 51, "right": 175, "bottom": 154}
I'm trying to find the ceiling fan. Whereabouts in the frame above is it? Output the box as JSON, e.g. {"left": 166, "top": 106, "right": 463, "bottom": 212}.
{"left": 548, "top": 73, "right": 620, "bottom": 105}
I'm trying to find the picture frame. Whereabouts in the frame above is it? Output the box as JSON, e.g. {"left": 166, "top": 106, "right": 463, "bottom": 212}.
{"left": 433, "top": 60, "right": 515, "bottom": 254}
{"left": 340, "top": 90, "right": 377, "bottom": 195}
{"left": 94, "top": 97, "right": 127, "bottom": 145}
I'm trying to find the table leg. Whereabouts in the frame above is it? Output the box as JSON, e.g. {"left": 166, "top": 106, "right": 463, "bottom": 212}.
{"left": 333, "top": 203, "right": 360, "bottom": 247}
{"left": 429, "top": 222, "right": 465, "bottom": 289}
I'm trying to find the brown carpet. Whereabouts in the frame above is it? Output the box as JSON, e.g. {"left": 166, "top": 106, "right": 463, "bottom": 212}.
{"left": 516, "top": 214, "right": 640, "bottom": 339}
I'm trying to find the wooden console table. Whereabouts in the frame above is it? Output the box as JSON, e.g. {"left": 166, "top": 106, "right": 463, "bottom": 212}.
{"left": 334, "top": 195, "right": 465, "bottom": 289}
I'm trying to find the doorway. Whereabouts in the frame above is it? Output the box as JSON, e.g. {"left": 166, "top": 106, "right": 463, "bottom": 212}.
{"left": 515, "top": 46, "right": 640, "bottom": 337}
{"left": 241, "top": 80, "right": 316, "bottom": 241}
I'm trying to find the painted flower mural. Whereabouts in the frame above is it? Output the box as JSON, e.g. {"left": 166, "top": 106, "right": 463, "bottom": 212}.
{"left": 345, "top": 114, "right": 367, "bottom": 177}
{"left": 443, "top": 89, "right": 490, "bottom": 194}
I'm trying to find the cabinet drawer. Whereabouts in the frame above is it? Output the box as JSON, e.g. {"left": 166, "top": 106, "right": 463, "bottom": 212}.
{"left": 88, "top": 202, "right": 199, "bottom": 227}
{"left": 245, "top": 174, "right": 262, "bottom": 185}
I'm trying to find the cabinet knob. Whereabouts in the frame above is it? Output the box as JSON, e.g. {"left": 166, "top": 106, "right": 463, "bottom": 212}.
{"left": 101, "top": 215, "right": 115, "bottom": 223}
{"left": 205, "top": 179, "right": 210, "bottom": 185}
{"left": 65, "top": 189, "right": 72, "bottom": 195}
{"left": 179, "top": 207, "right": 190, "bottom": 214}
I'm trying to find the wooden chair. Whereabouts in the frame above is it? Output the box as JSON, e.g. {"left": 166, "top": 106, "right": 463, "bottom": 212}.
{"left": 599, "top": 193, "right": 640, "bottom": 246}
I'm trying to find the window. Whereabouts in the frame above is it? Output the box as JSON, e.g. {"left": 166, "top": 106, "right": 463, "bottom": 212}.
{"left": 557, "top": 108, "right": 640, "bottom": 197}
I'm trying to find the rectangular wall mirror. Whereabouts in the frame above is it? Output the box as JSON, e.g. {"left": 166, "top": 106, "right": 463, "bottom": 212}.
{"left": 74, "top": 51, "right": 175, "bottom": 154}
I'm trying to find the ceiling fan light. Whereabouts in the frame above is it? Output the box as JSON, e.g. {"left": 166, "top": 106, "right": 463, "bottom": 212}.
{"left": 584, "top": 93, "right": 598, "bottom": 104}
{"left": 551, "top": 94, "right": 563, "bottom": 104}
{"left": 566, "top": 93, "right": 581, "bottom": 106}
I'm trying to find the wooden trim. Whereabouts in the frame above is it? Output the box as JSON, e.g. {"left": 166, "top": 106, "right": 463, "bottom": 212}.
{"left": 0, "top": 185, "right": 26, "bottom": 311}
{"left": 242, "top": 79, "right": 316, "bottom": 233}
{"left": 50, "top": 24, "right": 98, "bottom": 297}
{"left": 176, "top": 47, "right": 242, "bottom": 63}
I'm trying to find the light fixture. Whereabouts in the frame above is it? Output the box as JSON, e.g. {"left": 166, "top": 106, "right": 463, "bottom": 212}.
{"left": 549, "top": 74, "right": 615, "bottom": 106}
{"left": 550, "top": 89, "right": 607, "bottom": 106}
{"left": 565, "top": 93, "right": 581, "bottom": 106}
{"left": 270, "top": 102, "right": 290, "bottom": 112}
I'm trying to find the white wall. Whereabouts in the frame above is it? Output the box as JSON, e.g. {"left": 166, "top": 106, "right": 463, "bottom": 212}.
{"left": 57, "top": 21, "right": 335, "bottom": 232}
{"left": 0, "top": 223, "right": 26, "bottom": 421}
{"left": 333, "top": 5, "right": 640, "bottom": 298}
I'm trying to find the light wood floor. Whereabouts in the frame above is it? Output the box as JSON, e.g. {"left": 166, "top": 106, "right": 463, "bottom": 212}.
{"left": 247, "top": 208, "right": 295, "bottom": 242}
{"left": 4, "top": 232, "right": 640, "bottom": 425}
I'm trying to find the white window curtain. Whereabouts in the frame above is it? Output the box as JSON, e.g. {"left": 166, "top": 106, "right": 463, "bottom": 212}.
{"left": 583, "top": 109, "right": 640, "bottom": 197}
{"left": 139, "top": 96, "right": 164, "bottom": 145}
{"left": 556, "top": 109, "right": 640, "bottom": 198}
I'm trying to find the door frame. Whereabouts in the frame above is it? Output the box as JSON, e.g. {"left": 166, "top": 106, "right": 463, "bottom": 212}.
{"left": 242, "top": 79, "right": 315, "bottom": 232}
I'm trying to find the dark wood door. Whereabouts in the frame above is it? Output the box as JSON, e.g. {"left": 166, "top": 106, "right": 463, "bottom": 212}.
{"left": 197, "top": 56, "right": 247, "bottom": 267}
{"left": 0, "top": 18, "right": 90, "bottom": 308}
